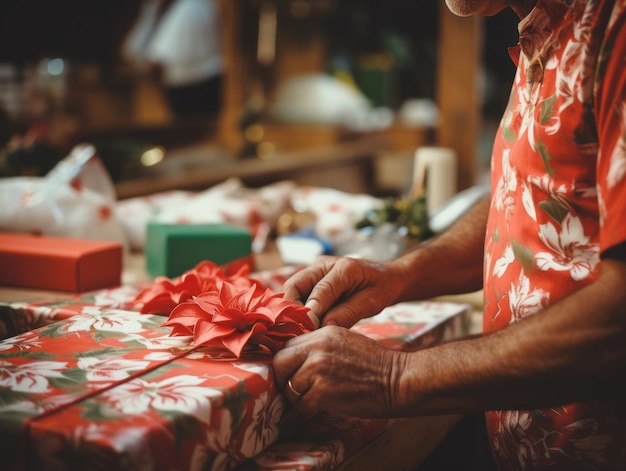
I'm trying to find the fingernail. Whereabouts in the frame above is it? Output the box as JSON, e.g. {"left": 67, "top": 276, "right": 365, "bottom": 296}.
{"left": 307, "top": 311, "right": 320, "bottom": 329}
{"left": 305, "top": 299, "right": 319, "bottom": 316}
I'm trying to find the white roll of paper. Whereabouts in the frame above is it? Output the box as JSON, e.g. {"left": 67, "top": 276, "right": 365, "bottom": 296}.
{"left": 412, "top": 146, "right": 458, "bottom": 215}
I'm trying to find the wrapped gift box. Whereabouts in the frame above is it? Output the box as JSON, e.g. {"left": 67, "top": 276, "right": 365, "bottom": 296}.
{"left": 0, "top": 282, "right": 153, "bottom": 341}
{"left": 0, "top": 265, "right": 303, "bottom": 341}
{"left": 0, "top": 309, "right": 286, "bottom": 471}
{"left": 0, "top": 232, "right": 122, "bottom": 292}
{"left": 0, "top": 302, "right": 470, "bottom": 471}
{"left": 146, "top": 223, "right": 253, "bottom": 278}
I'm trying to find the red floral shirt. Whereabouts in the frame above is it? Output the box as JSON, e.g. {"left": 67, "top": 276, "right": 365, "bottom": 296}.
{"left": 483, "top": 0, "right": 626, "bottom": 468}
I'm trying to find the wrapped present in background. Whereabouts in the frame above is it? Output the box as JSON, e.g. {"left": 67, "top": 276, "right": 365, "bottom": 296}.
{"left": 115, "top": 178, "right": 295, "bottom": 252}
{"left": 145, "top": 222, "right": 253, "bottom": 278}
{"left": 0, "top": 232, "right": 123, "bottom": 292}
{"left": 0, "top": 144, "right": 128, "bottom": 249}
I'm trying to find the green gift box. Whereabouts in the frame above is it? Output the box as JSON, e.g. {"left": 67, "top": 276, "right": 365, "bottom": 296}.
{"left": 146, "top": 222, "right": 252, "bottom": 278}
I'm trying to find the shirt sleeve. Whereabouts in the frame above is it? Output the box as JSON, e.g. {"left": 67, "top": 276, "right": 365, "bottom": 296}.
{"left": 595, "top": 0, "right": 626, "bottom": 254}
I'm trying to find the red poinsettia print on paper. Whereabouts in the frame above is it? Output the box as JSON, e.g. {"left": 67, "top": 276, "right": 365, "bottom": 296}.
{"left": 162, "top": 280, "right": 316, "bottom": 358}
{"left": 133, "top": 261, "right": 254, "bottom": 315}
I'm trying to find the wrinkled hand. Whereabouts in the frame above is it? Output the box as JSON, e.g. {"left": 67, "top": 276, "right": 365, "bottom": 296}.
{"left": 273, "top": 326, "right": 407, "bottom": 418}
{"left": 282, "top": 256, "right": 405, "bottom": 328}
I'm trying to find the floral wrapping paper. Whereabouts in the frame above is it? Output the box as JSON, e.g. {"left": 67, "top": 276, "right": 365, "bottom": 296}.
{"left": 0, "top": 265, "right": 304, "bottom": 342}
{"left": 0, "top": 299, "right": 470, "bottom": 471}
{"left": 0, "top": 308, "right": 289, "bottom": 470}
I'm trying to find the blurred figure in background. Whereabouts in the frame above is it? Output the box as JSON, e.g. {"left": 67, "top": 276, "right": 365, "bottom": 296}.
{"left": 122, "top": 0, "right": 224, "bottom": 119}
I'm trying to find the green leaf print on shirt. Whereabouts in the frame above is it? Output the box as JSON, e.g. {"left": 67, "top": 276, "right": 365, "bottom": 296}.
{"left": 511, "top": 239, "right": 535, "bottom": 273}
{"left": 536, "top": 141, "right": 555, "bottom": 176}
{"left": 538, "top": 199, "right": 569, "bottom": 224}
{"left": 503, "top": 126, "right": 517, "bottom": 143}
{"left": 540, "top": 94, "right": 557, "bottom": 124}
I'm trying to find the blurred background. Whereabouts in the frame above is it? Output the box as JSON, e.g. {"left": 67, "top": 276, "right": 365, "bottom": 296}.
{"left": 0, "top": 0, "right": 519, "bottom": 199}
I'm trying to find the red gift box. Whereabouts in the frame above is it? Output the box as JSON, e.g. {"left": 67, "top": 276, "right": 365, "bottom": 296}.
{"left": 0, "top": 233, "right": 122, "bottom": 292}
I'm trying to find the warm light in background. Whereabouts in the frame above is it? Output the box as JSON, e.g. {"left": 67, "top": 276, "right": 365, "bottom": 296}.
{"left": 140, "top": 146, "right": 165, "bottom": 167}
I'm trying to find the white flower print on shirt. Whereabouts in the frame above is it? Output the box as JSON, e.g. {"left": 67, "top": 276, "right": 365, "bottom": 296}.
{"left": 528, "top": 174, "right": 571, "bottom": 209}
{"left": 536, "top": 213, "right": 599, "bottom": 280}
{"left": 522, "top": 182, "right": 537, "bottom": 221}
{"left": 549, "top": 37, "right": 586, "bottom": 134}
{"left": 508, "top": 272, "right": 550, "bottom": 322}
{"left": 484, "top": 249, "right": 493, "bottom": 283}
{"left": 598, "top": 188, "right": 607, "bottom": 226}
{"left": 494, "top": 245, "right": 515, "bottom": 278}
{"left": 493, "top": 410, "right": 536, "bottom": 467}
{"left": 518, "top": 73, "right": 543, "bottom": 152}
{"left": 493, "top": 150, "right": 517, "bottom": 217}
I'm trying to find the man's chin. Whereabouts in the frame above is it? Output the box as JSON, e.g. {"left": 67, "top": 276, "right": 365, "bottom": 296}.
{"left": 444, "top": 0, "right": 507, "bottom": 17}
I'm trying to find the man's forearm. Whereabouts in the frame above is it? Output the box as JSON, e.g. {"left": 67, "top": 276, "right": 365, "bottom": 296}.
{"left": 393, "top": 258, "right": 626, "bottom": 416}
{"left": 392, "top": 196, "right": 489, "bottom": 302}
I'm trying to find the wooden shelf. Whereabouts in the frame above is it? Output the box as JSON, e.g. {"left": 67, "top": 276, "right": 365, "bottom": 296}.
{"left": 114, "top": 122, "right": 434, "bottom": 199}
{"left": 115, "top": 133, "right": 382, "bottom": 199}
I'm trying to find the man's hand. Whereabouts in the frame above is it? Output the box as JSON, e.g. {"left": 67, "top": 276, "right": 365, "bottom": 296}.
{"left": 283, "top": 197, "right": 490, "bottom": 328}
{"left": 282, "top": 256, "right": 407, "bottom": 328}
{"left": 273, "top": 326, "right": 407, "bottom": 418}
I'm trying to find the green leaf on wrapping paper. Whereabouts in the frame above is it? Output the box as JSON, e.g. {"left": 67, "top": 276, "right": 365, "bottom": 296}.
{"left": 134, "top": 362, "right": 179, "bottom": 381}
{"left": 0, "top": 409, "right": 37, "bottom": 430}
{"left": 511, "top": 239, "right": 536, "bottom": 273}
{"left": 92, "top": 331, "right": 127, "bottom": 344}
{"left": 48, "top": 367, "right": 87, "bottom": 389}
{"left": 538, "top": 199, "right": 569, "bottom": 224}
{"left": 540, "top": 94, "right": 557, "bottom": 124}
{"left": 0, "top": 388, "right": 29, "bottom": 407}
{"left": 223, "top": 380, "right": 252, "bottom": 434}
{"left": 0, "top": 350, "right": 55, "bottom": 360}
{"left": 37, "top": 322, "right": 72, "bottom": 339}
{"left": 138, "top": 314, "right": 169, "bottom": 329}
{"left": 80, "top": 398, "right": 147, "bottom": 422}
{"left": 73, "top": 347, "right": 131, "bottom": 358}
{"left": 81, "top": 401, "right": 126, "bottom": 421}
